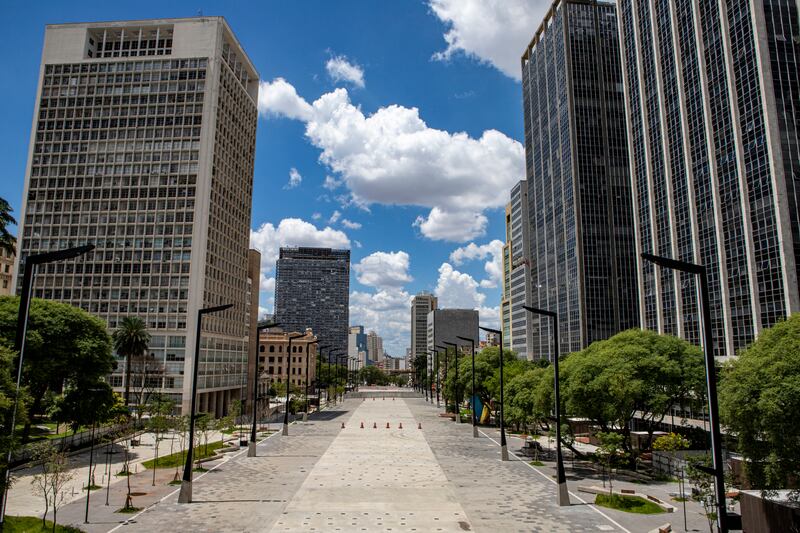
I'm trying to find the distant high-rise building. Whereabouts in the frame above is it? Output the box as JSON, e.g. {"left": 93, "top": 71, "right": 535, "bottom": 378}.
{"left": 426, "top": 309, "right": 479, "bottom": 377}
{"left": 348, "top": 325, "right": 368, "bottom": 367}
{"left": 13, "top": 17, "right": 259, "bottom": 416}
{"left": 275, "top": 247, "right": 350, "bottom": 359}
{"left": 366, "top": 330, "right": 383, "bottom": 364}
{"left": 257, "top": 327, "right": 317, "bottom": 390}
{"left": 618, "top": 0, "right": 800, "bottom": 357}
{"left": 501, "top": 181, "right": 534, "bottom": 359}
{"left": 521, "top": 0, "right": 639, "bottom": 359}
{"left": 410, "top": 292, "right": 437, "bottom": 359}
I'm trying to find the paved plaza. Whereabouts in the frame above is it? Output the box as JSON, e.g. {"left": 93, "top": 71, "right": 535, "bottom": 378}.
{"left": 38, "top": 396, "right": 695, "bottom": 532}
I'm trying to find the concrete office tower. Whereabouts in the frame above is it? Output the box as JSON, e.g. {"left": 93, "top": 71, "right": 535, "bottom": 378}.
{"left": 501, "top": 181, "right": 534, "bottom": 359}
{"left": 245, "top": 249, "right": 261, "bottom": 415}
{"left": 13, "top": 18, "right": 258, "bottom": 416}
{"left": 366, "top": 330, "right": 384, "bottom": 364}
{"left": 617, "top": 0, "right": 800, "bottom": 357}
{"left": 426, "top": 309, "right": 479, "bottom": 376}
{"left": 275, "top": 247, "right": 350, "bottom": 359}
{"left": 410, "top": 292, "right": 437, "bottom": 359}
{"left": 521, "top": 0, "right": 639, "bottom": 359}
{"left": 348, "top": 325, "right": 368, "bottom": 367}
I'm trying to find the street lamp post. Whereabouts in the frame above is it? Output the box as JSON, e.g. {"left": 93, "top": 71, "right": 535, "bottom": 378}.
{"left": 480, "top": 326, "right": 508, "bottom": 461}
{"left": 422, "top": 353, "right": 429, "bottom": 402}
{"left": 179, "top": 303, "right": 233, "bottom": 504}
{"left": 432, "top": 348, "right": 440, "bottom": 408}
{"left": 282, "top": 332, "right": 304, "bottom": 436}
{"left": 249, "top": 322, "right": 281, "bottom": 458}
{"left": 523, "top": 305, "right": 569, "bottom": 506}
{"left": 437, "top": 345, "right": 449, "bottom": 412}
{"left": 317, "top": 345, "right": 329, "bottom": 408}
{"left": 641, "top": 253, "right": 728, "bottom": 533}
{"left": 304, "top": 339, "right": 318, "bottom": 422}
{"left": 338, "top": 355, "right": 347, "bottom": 402}
{"left": 456, "top": 336, "right": 478, "bottom": 438}
{"left": 0, "top": 244, "right": 94, "bottom": 526}
{"left": 444, "top": 341, "right": 460, "bottom": 423}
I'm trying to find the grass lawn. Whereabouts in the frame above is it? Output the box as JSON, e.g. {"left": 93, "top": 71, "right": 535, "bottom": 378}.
{"left": 530, "top": 460, "right": 545, "bottom": 466}
{"left": 142, "top": 440, "right": 225, "bottom": 469}
{"left": 595, "top": 493, "right": 665, "bottom": 514}
{"left": 4, "top": 516, "right": 83, "bottom": 532}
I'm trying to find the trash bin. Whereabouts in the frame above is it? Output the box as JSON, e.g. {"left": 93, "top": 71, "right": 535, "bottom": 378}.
{"left": 239, "top": 439, "right": 248, "bottom": 447}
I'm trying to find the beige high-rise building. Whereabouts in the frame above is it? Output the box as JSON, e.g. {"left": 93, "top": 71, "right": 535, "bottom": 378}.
{"left": 257, "top": 328, "right": 317, "bottom": 390}
{"left": 366, "top": 330, "right": 383, "bottom": 364}
{"left": 13, "top": 17, "right": 259, "bottom": 416}
{"left": 0, "top": 243, "right": 14, "bottom": 296}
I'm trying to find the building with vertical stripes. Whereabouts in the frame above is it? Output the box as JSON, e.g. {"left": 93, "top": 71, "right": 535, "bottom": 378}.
{"left": 617, "top": 0, "right": 800, "bottom": 357}
{"left": 521, "top": 0, "right": 639, "bottom": 359}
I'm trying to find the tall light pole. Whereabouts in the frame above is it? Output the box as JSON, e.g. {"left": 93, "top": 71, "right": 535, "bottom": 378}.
{"left": 443, "top": 341, "right": 460, "bottom": 423}
{"left": 421, "top": 353, "right": 429, "bottom": 402}
{"left": 304, "top": 339, "right": 318, "bottom": 422}
{"left": 437, "top": 345, "right": 450, "bottom": 413}
{"left": 432, "top": 348, "right": 440, "bottom": 408}
{"left": 282, "top": 332, "right": 304, "bottom": 436}
{"left": 179, "top": 303, "right": 233, "bottom": 504}
{"left": 249, "top": 322, "right": 280, "bottom": 458}
{"left": 642, "top": 253, "right": 728, "bottom": 533}
{"left": 456, "top": 336, "right": 478, "bottom": 438}
{"left": 0, "top": 244, "right": 94, "bottom": 525}
{"left": 480, "top": 326, "right": 508, "bottom": 461}
{"left": 317, "top": 345, "right": 329, "bottom": 407}
{"left": 523, "top": 305, "right": 569, "bottom": 506}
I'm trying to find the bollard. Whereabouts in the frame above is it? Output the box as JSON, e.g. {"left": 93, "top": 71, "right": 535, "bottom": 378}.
{"left": 360, "top": 421, "right": 364, "bottom": 428}
{"left": 373, "top": 422, "right": 377, "bottom": 429}
{"left": 341, "top": 422, "right": 345, "bottom": 429}
{"left": 386, "top": 422, "right": 390, "bottom": 429}
{"left": 399, "top": 422, "right": 403, "bottom": 429}
{"left": 418, "top": 422, "right": 422, "bottom": 429}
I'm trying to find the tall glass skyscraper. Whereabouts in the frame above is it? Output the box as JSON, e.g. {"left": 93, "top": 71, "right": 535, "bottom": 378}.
{"left": 275, "top": 247, "right": 350, "bottom": 359}
{"left": 521, "top": 0, "right": 639, "bottom": 359}
{"left": 618, "top": 0, "right": 800, "bottom": 357}
{"left": 14, "top": 17, "right": 259, "bottom": 416}
{"left": 501, "top": 181, "right": 534, "bottom": 359}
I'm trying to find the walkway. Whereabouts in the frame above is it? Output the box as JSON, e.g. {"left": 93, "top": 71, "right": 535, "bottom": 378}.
{"left": 44, "top": 396, "right": 686, "bottom": 532}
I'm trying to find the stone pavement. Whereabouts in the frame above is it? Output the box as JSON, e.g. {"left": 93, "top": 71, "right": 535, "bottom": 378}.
{"left": 48, "top": 396, "right": 687, "bottom": 532}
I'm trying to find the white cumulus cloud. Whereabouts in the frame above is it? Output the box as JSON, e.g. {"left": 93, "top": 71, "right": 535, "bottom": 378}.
{"left": 353, "top": 251, "right": 413, "bottom": 289}
{"left": 258, "top": 79, "right": 523, "bottom": 242}
{"left": 349, "top": 288, "right": 412, "bottom": 356}
{"left": 284, "top": 167, "right": 302, "bottom": 189}
{"left": 329, "top": 210, "right": 341, "bottom": 224}
{"left": 449, "top": 239, "right": 504, "bottom": 288}
{"left": 257, "top": 78, "right": 313, "bottom": 120}
{"left": 429, "top": 0, "right": 550, "bottom": 81}
{"left": 326, "top": 54, "right": 366, "bottom": 88}
{"left": 433, "top": 262, "right": 501, "bottom": 329}
{"left": 341, "top": 219, "right": 362, "bottom": 230}
{"left": 323, "top": 175, "right": 343, "bottom": 190}
{"left": 413, "top": 208, "right": 488, "bottom": 242}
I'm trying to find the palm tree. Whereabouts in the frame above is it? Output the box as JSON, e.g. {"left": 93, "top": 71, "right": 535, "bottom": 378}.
{"left": 112, "top": 317, "right": 150, "bottom": 406}
{"left": 0, "top": 196, "right": 17, "bottom": 256}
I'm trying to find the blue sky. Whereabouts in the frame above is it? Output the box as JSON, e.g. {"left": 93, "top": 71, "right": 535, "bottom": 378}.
{"left": 0, "top": 0, "right": 550, "bottom": 355}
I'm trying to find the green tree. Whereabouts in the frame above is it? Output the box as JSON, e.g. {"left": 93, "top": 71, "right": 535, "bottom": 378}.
{"left": 596, "top": 431, "right": 626, "bottom": 495}
{"left": 0, "top": 346, "right": 26, "bottom": 499}
{"left": 0, "top": 297, "right": 115, "bottom": 442}
{"left": 719, "top": 314, "right": 800, "bottom": 499}
{"left": 0, "top": 197, "right": 16, "bottom": 256}
{"left": 30, "top": 442, "right": 74, "bottom": 532}
{"left": 358, "top": 365, "right": 389, "bottom": 386}
{"left": 504, "top": 366, "right": 549, "bottom": 432}
{"left": 561, "top": 329, "right": 705, "bottom": 451}
{"left": 686, "top": 455, "right": 718, "bottom": 533}
{"left": 454, "top": 346, "right": 516, "bottom": 415}
{"left": 654, "top": 432, "right": 691, "bottom": 530}
{"left": 111, "top": 316, "right": 150, "bottom": 407}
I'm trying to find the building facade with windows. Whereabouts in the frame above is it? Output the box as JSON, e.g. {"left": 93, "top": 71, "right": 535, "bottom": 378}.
{"left": 348, "top": 325, "right": 368, "bottom": 367}
{"left": 617, "top": 0, "right": 800, "bottom": 357}
{"left": 0, "top": 243, "right": 14, "bottom": 296}
{"left": 426, "top": 309, "right": 479, "bottom": 377}
{"left": 257, "top": 328, "right": 317, "bottom": 390}
{"left": 521, "top": 0, "right": 639, "bottom": 359}
{"left": 274, "top": 247, "right": 350, "bottom": 359}
{"left": 366, "top": 330, "right": 384, "bottom": 364}
{"left": 410, "top": 292, "right": 436, "bottom": 359}
{"left": 501, "top": 181, "right": 534, "bottom": 359}
{"left": 12, "top": 17, "right": 259, "bottom": 416}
